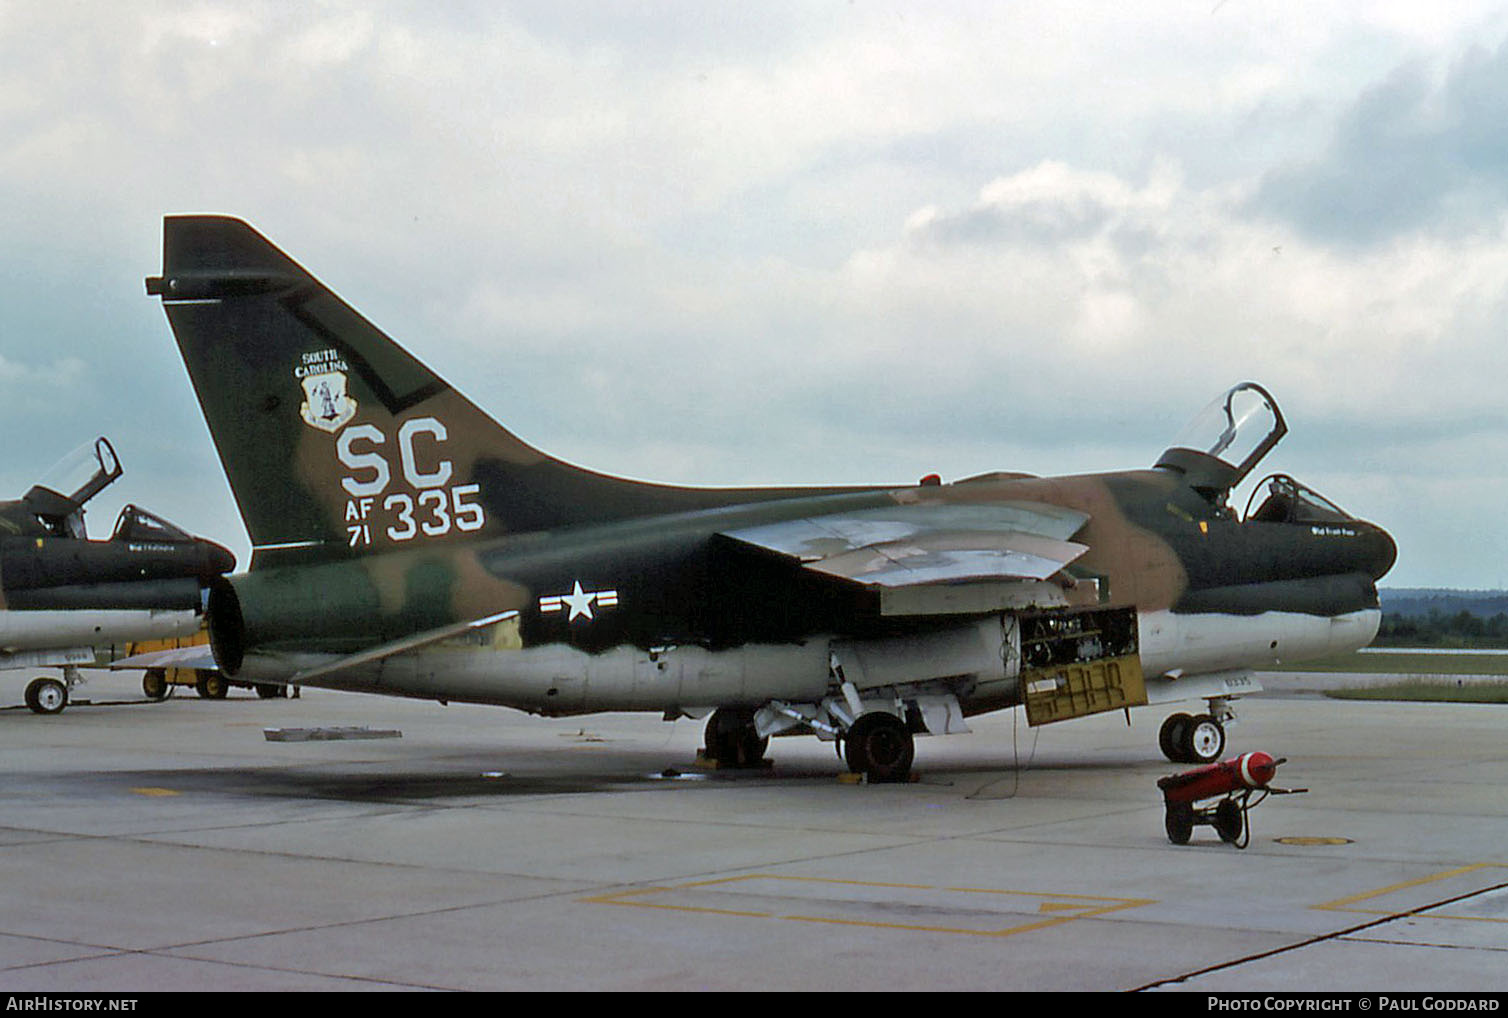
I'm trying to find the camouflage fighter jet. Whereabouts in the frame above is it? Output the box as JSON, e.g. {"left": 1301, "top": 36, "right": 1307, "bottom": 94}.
{"left": 140, "top": 215, "right": 1395, "bottom": 780}
{"left": 1, "top": 436, "right": 236, "bottom": 713}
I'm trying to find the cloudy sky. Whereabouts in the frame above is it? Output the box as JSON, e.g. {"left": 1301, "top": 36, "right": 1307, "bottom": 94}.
{"left": 3, "top": 1, "right": 1508, "bottom": 589}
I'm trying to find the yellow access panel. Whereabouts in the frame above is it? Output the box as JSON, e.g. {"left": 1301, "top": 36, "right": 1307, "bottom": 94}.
{"left": 1022, "top": 654, "right": 1148, "bottom": 725}
{"left": 1014, "top": 605, "right": 1148, "bottom": 726}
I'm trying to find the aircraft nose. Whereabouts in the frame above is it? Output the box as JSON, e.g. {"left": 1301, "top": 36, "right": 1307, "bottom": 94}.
{"left": 1358, "top": 521, "right": 1397, "bottom": 580}
{"left": 200, "top": 539, "right": 238, "bottom": 577}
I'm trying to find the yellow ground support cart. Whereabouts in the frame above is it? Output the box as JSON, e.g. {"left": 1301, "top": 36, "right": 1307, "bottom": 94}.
{"left": 129, "top": 631, "right": 289, "bottom": 700}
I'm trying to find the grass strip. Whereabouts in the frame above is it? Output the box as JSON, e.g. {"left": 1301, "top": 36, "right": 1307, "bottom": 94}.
{"left": 1323, "top": 679, "right": 1508, "bottom": 703}
{"left": 1269, "top": 651, "right": 1508, "bottom": 675}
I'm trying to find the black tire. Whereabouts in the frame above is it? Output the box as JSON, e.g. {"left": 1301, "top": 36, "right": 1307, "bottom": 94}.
{"left": 26, "top": 677, "right": 68, "bottom": 716}
{"left": 1165, "top": 803, "right": 1194, "bottom": 845}
{"left": 254, "top": 683, "right": 284, "bottom": 699}
{"left": 195, "top": 670, "right": 228, "bottom": 700}
{"left": 1214, "top": 798, "right": 1244, "bottom": 844}
{"left": 1159, "top": 713, "right": 1192, "bottom": 763}
{"left": 844, "top": 712, "right": 915, "bottom": 783}
{"left": 142, "top": 670, "right": 168, "bottom": 701}
{"left": 702, "top": 708, "right": 768, "bottom": 768}
{"left": 1182, "top": 714, "right": 1226, "bottom": 764}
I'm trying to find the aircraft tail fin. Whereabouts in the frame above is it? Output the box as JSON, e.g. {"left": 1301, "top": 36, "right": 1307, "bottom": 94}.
{"left": 147, "top": 216, "right": 800, "bottom": 568}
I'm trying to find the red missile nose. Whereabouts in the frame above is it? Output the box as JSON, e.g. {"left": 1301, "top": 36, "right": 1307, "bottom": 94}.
{"left": 1236, "top": 751, "right": 1278, "bottom": 788}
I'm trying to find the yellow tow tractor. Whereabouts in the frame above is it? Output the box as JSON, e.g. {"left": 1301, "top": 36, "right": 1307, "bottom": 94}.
{"left": 129, "top": 631, "right": 290, "bottom": 700}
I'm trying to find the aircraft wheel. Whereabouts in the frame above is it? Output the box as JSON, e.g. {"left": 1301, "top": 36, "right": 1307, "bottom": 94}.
{"left": 195, "top": 670, "right": 228, "bottom": 700}
{"left": 254, "top": 683, "right": 284, "bottom": 699}
{"left": 25, "top": 677, "right": 68, "bottom": 716}
{"left": 1165, "top": 803, "right": 1194, "bottom": 845}
{"left": 844, "top": 712, "right": 914, "bottom": 783}
{"left": 1159, "top": 713, "right": 1192, "bottom": 762}
{"left": 1182, "top": 714, "right": 1226, "bottom": 764}
{"left": 702, "top": 708, "right": 768, "bottom": 768}
{"left": 143, "top": 670, "right": 168, "bottom": 701}
{"left": 1214, "top": 799, "right": 1244, "bottom": 844}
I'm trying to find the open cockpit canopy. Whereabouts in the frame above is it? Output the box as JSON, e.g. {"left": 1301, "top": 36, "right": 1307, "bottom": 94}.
{"left": 1155, "top": 383, "right": 1286, "bottom": 505}
{"left": 1155, "top": 383, "right": 1367, "bottom": 524}
{"left": 22, "top": 437, "right": 123, "bottom": 538}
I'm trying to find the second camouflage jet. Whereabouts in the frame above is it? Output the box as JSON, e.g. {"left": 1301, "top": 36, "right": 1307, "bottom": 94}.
{"left": 2, "top": 436, "right": 235, "bottom": 712}
{"left": 140, "top": 215, "right": 1395, "bottom": 781}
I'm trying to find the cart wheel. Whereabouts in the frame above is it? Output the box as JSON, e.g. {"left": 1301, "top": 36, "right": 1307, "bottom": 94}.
{"left": 1165, "top": 803, "right": 1194, "bottom": 845}
{"left": 143, "top": 669, "right": 168, "bottom": 701}
{"left": 1214, "top": 799, "right": 1244, "bottom": 843}
{"left": 26, "top": 677, "right": 68, "bottom": 715}
{"left": 195, "top": 670, "right": 228, "bottom": 699}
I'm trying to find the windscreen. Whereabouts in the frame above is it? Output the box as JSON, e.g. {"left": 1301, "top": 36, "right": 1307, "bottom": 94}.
{"left": 112, "top": 504, "right": 194, "bottom": 543}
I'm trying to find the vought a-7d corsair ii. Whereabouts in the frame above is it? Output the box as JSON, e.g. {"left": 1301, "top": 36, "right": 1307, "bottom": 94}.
{"left": 2, "top": 436, "right": 235, "bottom": 713}
{"left": 141, "top": 215, "right": 1396, "bottom": 781}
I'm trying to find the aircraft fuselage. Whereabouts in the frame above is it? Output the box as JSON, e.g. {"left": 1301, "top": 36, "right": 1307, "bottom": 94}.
{"left": 215, "top": 462, "right": 1393, "bottom": 717}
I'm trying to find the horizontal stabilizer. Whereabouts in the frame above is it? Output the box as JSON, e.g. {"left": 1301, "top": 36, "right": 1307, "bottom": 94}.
{"left": 289, "top": 610, "right": 520, "bottom": 684}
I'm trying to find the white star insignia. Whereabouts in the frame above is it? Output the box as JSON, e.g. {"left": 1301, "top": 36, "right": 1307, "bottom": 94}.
{"left": 561, "top": 581, "right": 596, "bottom": 621}
{"left": 539, "top": 581, "right": 619, "bottom": 622}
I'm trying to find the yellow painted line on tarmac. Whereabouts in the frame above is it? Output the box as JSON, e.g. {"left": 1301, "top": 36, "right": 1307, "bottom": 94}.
{"left": 1275, "top": 836, "right": 1352, "bottom": 846}
{"left": 129, "top": 787, "right": 181, "bottom": 797}
{"left": 583, "top": 874, "right": 1155, "bottom": 937}
{"left": 1315, "top": 863, "right": 1508, "bottom": 922}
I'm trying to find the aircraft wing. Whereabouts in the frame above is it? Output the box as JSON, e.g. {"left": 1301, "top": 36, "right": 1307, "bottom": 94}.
{"left": 722, "top": 500, "right": 1090, "bottom": 589}
{"left": 110, "top": 645, "right": 219, "bottom": 671}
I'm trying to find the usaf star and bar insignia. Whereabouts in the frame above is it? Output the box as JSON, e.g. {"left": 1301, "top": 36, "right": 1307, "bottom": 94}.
{"left": 539, "top": 581, "right": 620, "bottom": 622}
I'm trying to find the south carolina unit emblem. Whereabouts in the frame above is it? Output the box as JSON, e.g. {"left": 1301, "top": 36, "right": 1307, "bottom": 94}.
{"left": 299, "top": 370, "right": 358, "bottom": 433}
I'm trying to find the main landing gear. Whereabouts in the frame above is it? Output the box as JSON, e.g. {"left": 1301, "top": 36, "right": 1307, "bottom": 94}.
{"left": 843, "top": 712, "right": 915, "bottom": 783}
{"left": 698, "top": 706, "right": 920, "bottom": 783}
{"left": 700, "top": 708, "right": 770, "bottom": 770}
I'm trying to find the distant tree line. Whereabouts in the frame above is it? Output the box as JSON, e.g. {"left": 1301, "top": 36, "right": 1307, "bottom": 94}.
{"left": 1378, "top": 609, "right": 1508, "bottom": 647}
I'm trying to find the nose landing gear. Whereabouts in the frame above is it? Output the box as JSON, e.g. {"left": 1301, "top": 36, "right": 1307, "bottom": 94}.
{"left": 1158, "top": 696, "right": 1237, "bottom": 764}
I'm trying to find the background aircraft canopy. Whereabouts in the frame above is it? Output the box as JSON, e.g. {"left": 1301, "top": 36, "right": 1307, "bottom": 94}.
{"left": 1155, "top": 382, "right": 1287, "bottom": 503}
{"left": 23, "top": 437, "right": 123, "bottom": 538}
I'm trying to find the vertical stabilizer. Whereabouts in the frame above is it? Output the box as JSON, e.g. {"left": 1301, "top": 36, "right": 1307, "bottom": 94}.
{"left": 146, "top": 216, "right": 833, "bottom": 568}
